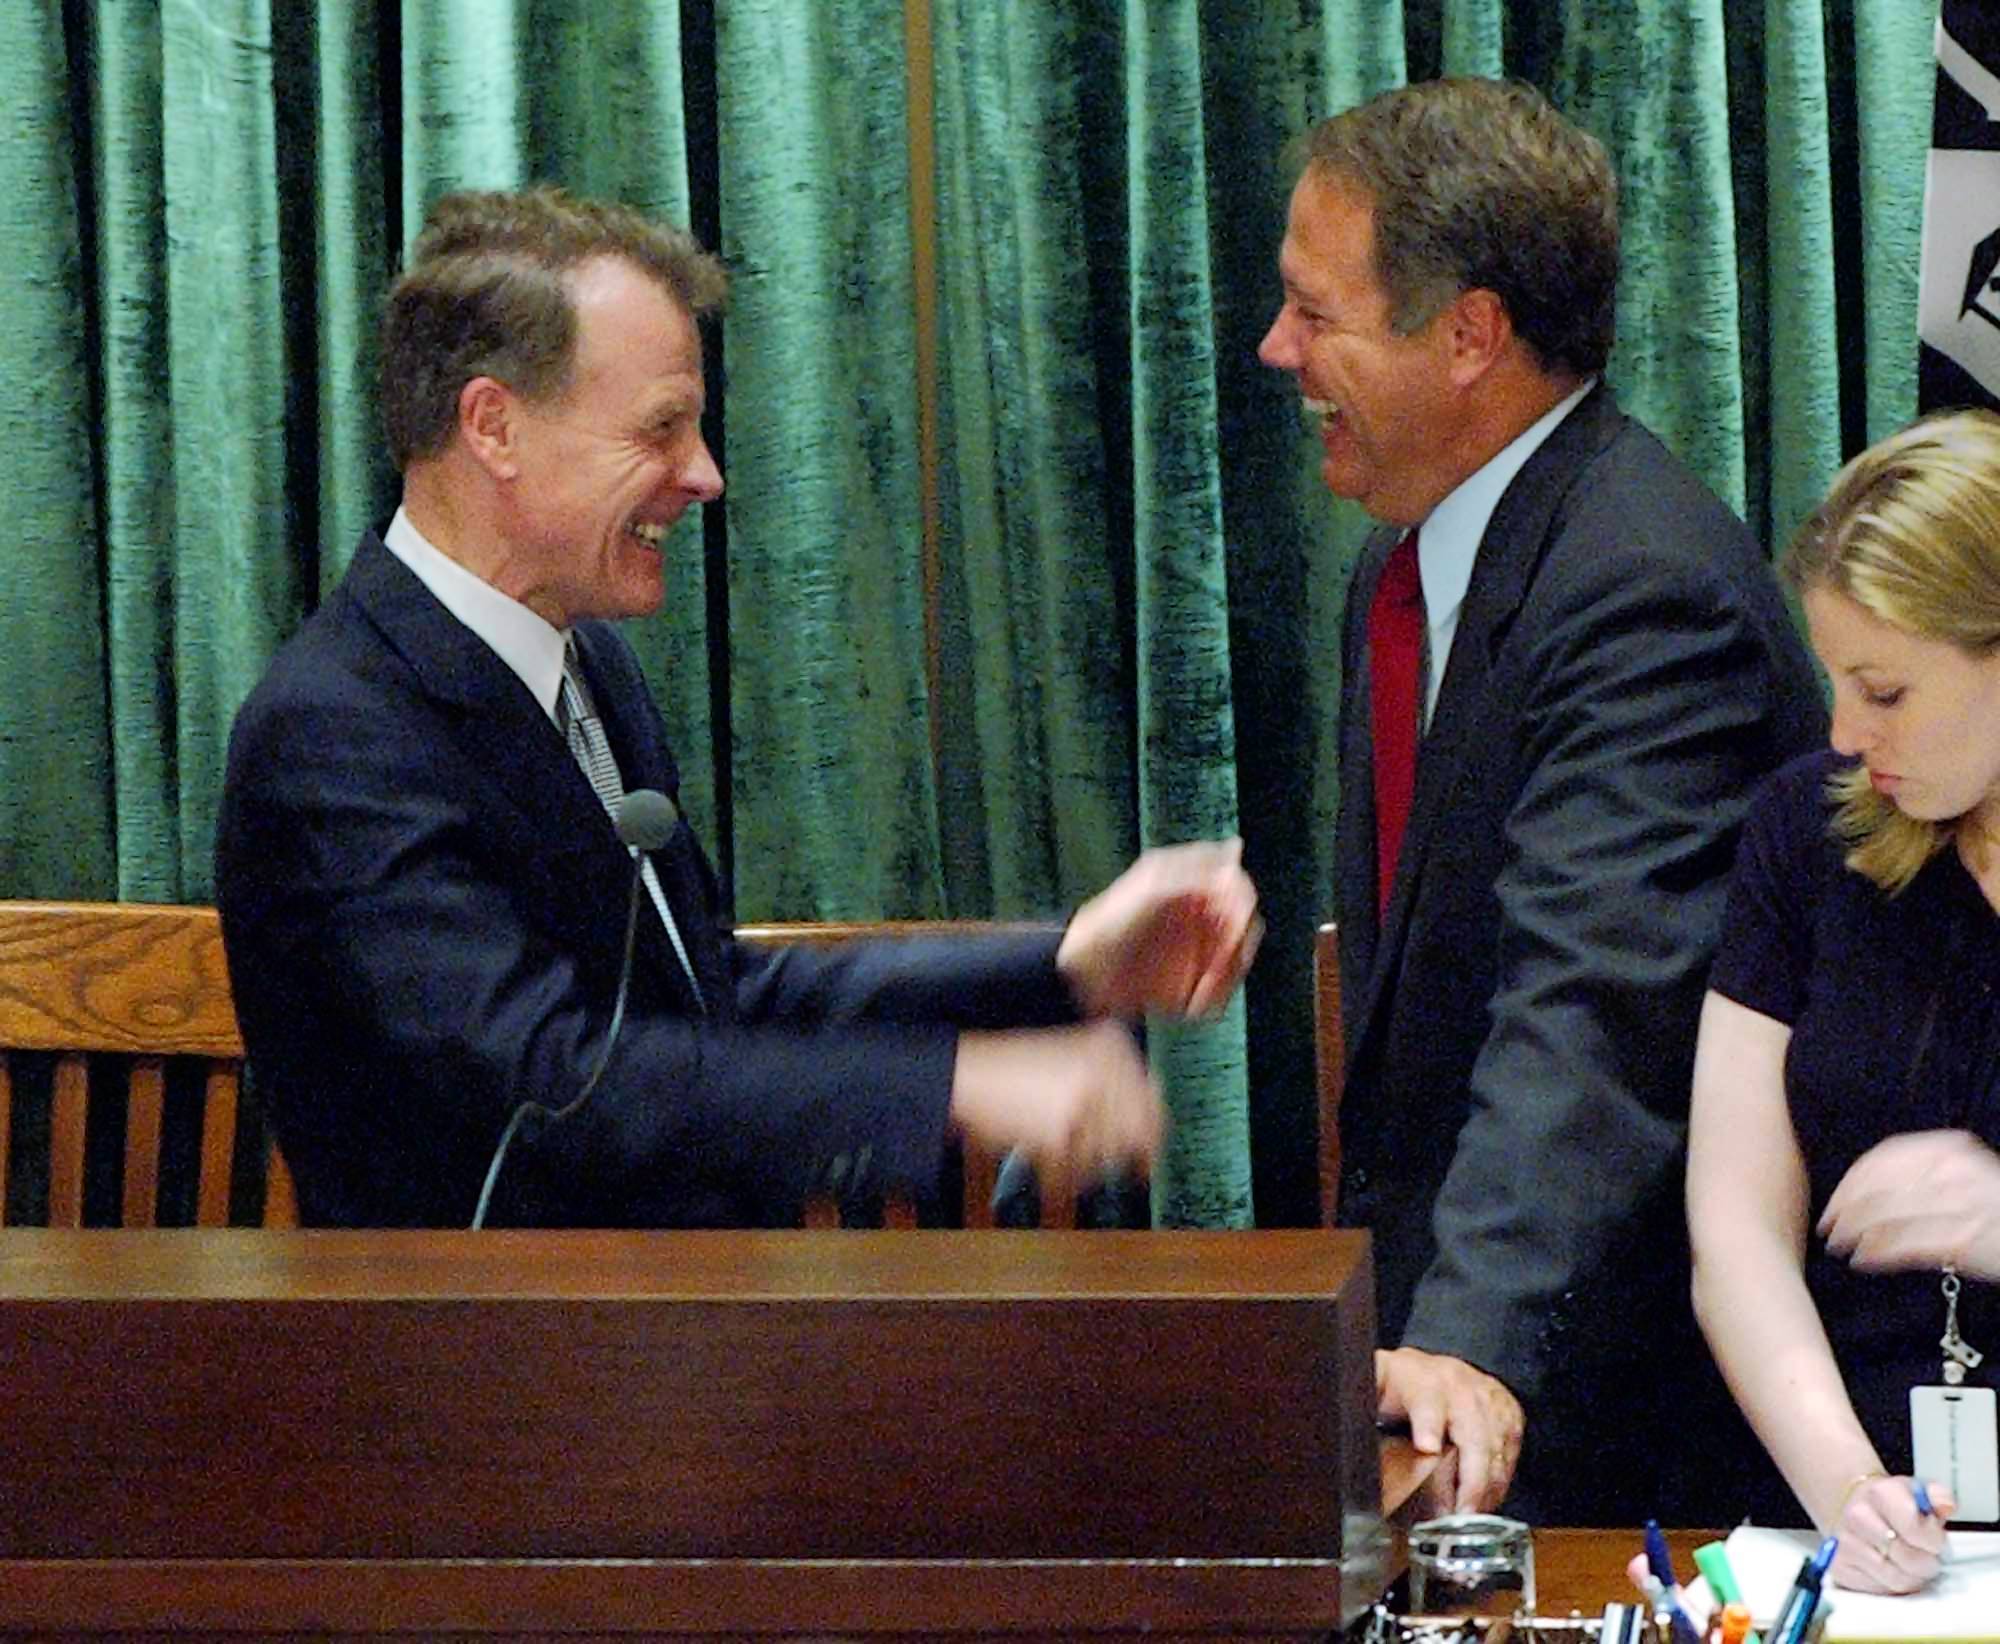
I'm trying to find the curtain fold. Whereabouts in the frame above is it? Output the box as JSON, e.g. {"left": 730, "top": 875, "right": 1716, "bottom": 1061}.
{"left": 1554, "top": 1, "right": 1748, "bottom": 512}
{"left": 1441, "top": 0, "right": 1507, "bottom": 77}
{"left": 159, "top": 0, "right": 297, "bottom": 900}
{"left": 1123, "top": 1, "right": 1251, "bottom": 1225}
{"left": 1756, "top": 0, "right": 1841, "bottom": 550}
{"left": 1851, "top": 1, "right": 1937, "bottom": 446}
{"left": 400, "top": 0, "right": 531, "bottom": 230}
{"left": 714, "top": 0, "right": 945, "bottom": 921}
{"left": 2, "top": 0, "right": 115, "bottom": 901}
{"left": 929, "top": 1, "right": 1132, "bottom": 919}
{"left": 88, "top": 1, "right": 176, "bottom": 901}
{"left": 310, "top": 0, "right": 397, "bottom": 596}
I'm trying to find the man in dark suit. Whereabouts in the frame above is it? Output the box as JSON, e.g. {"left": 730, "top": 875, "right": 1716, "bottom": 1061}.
{"left": 217, "top": 186, "right": 1258, "bottom": 1231}
{"left": 1258, "top": 80, "right": 1826, "bottom": 1521}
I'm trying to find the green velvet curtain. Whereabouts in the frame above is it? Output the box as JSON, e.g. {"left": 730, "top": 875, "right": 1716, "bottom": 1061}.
{"left": 714, "top": 1, "right": 947, "bottom": 920}
{"left": 0, "top": 0, "right": 1939, "bottom": 1227}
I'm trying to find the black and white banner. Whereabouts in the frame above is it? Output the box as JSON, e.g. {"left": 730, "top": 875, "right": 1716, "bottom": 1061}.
{"left": 1919, "top": 0, "right": 2000, "bottom": 412}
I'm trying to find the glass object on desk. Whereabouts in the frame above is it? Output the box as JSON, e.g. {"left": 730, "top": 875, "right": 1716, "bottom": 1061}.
{"left": 1408, "top": 1512, "right": 1535, "bottom": 1618}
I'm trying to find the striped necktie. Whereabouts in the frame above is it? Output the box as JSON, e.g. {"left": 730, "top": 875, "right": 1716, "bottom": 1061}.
{"left": 558, "top": 640, "right": 705, "bottom": 1012}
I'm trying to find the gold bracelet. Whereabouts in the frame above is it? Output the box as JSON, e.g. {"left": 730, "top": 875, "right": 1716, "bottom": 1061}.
{"left": 1834, "top": 1470, "right": 1888, "bottom": 1523}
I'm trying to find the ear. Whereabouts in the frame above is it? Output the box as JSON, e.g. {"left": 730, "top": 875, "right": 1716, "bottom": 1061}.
{"left": 1442, "top": 288, "right": 1513, "bottom": 388}
{"left": 458, "top": 376, "right": 522, "bottom": 480}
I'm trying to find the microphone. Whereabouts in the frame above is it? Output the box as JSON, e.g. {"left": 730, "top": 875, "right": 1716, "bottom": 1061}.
{"left": 615, "top": 787, "right": 678, "bottom": 852}
{"left": 470, "top": 787, "right": 680, "bottom": 1228}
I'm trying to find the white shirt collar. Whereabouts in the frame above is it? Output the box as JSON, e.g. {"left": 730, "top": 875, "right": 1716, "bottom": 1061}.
{"left": 382, "top": 506, "right": 570, "bottom": 723}
{"left": 1414, "top": 378, "right": 1595, "bottom": 724}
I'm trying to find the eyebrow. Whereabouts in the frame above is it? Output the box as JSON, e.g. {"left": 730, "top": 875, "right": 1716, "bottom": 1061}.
{"left": 647, "top": 389, "right": 704, "bottom": 421}
{"left": 1278, "top": 266, "right": 1319, "bottom": 305}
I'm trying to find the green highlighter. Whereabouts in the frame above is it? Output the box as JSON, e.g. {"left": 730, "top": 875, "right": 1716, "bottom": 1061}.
{"left": 1693, "top": 1541, "right": 1762, "bottom": 1644}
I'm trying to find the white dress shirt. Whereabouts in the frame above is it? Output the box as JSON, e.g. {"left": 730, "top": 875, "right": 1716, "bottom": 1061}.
{"left": 1414, "top": 379, "right": 1595, "bottom": 729}
{"left": 383, "top": 506, "right": 569, "bottom": 725}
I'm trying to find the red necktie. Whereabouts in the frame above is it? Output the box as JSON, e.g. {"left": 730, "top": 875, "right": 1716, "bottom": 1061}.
{"left": 1368, "top": 529, "right": 1425, "bottom": 920}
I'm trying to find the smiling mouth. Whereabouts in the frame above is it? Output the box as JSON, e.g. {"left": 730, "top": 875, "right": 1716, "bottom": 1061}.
{"left": 1303, "top": 397, "right": 1345, "bottom": 442}
{"left": 626, "top": 520, "right": 668, "bottom": 548}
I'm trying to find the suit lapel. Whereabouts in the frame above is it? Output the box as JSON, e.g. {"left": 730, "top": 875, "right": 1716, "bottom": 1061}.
{"left": 341, "top": 535, "right": 670, "bottom": 986}
{"left": 1348, "top": 385, "right": 1628, "bottom": 1048}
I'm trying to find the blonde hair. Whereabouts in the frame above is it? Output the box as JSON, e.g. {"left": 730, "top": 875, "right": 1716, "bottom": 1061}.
{"left": 1783, "top": 408, "right": 2000, "bottom": 890}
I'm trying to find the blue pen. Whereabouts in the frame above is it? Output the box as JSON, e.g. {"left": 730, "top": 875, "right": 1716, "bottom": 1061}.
{"left": 1643, "top": 1520, "right": 1674, "bottom": 1582}
{"left": 1768, "top": 1535, "right": 1837, "bottom": 1644}
{"left": 1643, "top": 1520, "right": 1702, "bottom": 1644}
{"left": 1914, "top": 1479, "right": 1935, "bottom": 1519}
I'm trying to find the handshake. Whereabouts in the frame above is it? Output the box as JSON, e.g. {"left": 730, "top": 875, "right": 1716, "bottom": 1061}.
{"left": 948, "top": 838, "right": 1261, "bottom": 1182}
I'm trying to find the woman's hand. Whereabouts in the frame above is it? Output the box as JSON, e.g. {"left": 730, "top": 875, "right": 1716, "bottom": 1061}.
{"left": 1820, "top": 1130, "right": 2000, "bottom": 1278}
{"left": 1827, "top": 1473, "right": 1956, "bottom": 1595}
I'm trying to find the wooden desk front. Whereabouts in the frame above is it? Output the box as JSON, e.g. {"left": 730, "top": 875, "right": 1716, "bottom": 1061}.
{"left": 0, "top": 1228, "right": 1388, "bottom": 1640}
{"left": 1534, "top": 1527, "right": 1719, "bottom": 1617}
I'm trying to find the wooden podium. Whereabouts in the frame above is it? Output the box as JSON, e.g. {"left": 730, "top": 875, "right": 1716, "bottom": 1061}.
{"left": 0, "top": 1228, "right": 1388, "bottom": 1639}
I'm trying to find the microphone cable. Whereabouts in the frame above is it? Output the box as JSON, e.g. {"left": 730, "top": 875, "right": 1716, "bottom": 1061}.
{"left": 470, "top": 789, "right": 679, "bottom": 1229}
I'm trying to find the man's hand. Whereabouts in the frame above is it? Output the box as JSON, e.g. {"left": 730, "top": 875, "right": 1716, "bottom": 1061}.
{"left": 949, "top": 1020, "right": 1165, "bottom": 1177}
{"left": 1057, "top": 838, "right": 1261, "bottom": 1020}
{"left": 1376, "top": 1346, "right": 1525, "bottom": 1513}
{"left": 1820, "top": 1129, "right": 2000, "bottom": 1278}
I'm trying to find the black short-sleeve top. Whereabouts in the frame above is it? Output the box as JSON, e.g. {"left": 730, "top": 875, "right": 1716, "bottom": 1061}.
{"left": 1709, "top": 750, "right": 2000, "bottom": 1477}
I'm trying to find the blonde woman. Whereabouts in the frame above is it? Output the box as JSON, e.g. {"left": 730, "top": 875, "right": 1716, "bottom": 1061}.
{"left": 1690, "top": 410, "right": 2000, "bottom": 1595}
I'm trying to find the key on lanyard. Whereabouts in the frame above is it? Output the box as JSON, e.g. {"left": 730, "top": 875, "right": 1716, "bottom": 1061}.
{"left": 1943, "top": 1266, "right": 1984, "bottom": 1386}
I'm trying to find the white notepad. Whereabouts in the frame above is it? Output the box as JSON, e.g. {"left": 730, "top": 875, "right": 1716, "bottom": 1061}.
{"left": 1679, "top": 1524, "right": 2000, "bottom": 1641}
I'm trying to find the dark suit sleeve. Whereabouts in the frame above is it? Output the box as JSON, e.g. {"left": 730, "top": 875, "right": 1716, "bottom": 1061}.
{"left": 220, "top": 650, "right": 1070, "bottom": 1228}
{"left": 731, "top": 930, "right": 1077, "bottom": 1032}
{"left": 1397, "top": 539, "right": 1803, "bottom": 1405}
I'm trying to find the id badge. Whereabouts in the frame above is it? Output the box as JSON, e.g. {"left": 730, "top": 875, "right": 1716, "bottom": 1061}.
{"left": 1911, "top": 1383, "right": 2000, "bottom": 1521}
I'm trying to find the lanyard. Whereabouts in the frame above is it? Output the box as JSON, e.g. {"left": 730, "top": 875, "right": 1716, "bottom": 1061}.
{"left": 1942, "top": 1267, "right": 1986, "bottom": 1385}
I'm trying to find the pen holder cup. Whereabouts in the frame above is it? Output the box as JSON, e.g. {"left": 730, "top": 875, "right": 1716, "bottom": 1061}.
{"left": 1407, "top": 1513, "right": 1536, "bottom": 1619}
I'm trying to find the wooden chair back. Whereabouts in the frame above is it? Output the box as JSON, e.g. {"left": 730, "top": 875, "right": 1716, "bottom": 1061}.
{"left": 1314, "top": 921, "right": 1344, "bottom": 1227}
{"left": 0, "top": 905, "right": 1337, "bottom": 1233}
{"left": 0, "top": 900, "right": 296, "bottom": 1228}
{"left": 0, "top": 903, "right": 1057, "bottom": 1232}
